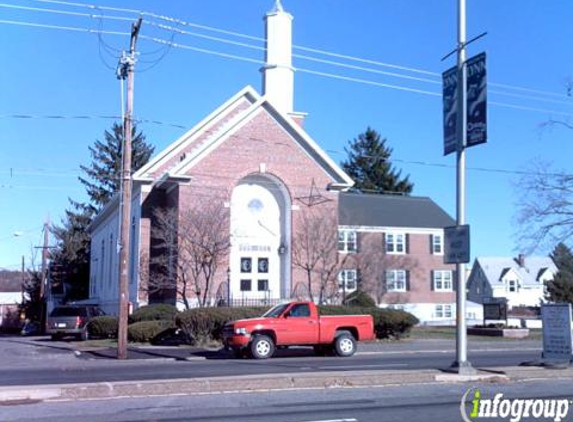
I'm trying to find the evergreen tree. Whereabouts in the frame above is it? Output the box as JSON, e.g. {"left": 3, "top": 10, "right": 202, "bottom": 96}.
{"left": 341, "top": 127, "right": 413, "bottom": 194}
{"left": 547, "top": 242, "right": 573, "bottom": 304}
{"left": 51, "top": 123, "right": 154, "bottom": 300}
{"left": 79, "top": 123, "right": 155, "bottom": 215}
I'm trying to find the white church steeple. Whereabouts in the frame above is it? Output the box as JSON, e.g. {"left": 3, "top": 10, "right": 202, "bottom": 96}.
{"left": 261, "top": 0, "right": 294, "bottom": 115}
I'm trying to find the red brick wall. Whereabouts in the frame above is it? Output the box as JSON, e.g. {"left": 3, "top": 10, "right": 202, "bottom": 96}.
{"left": 342, "top": 231, "right": 455, "bottom": 305}
{"left": 139, "top": 106, "right": 341, "bottom": 306}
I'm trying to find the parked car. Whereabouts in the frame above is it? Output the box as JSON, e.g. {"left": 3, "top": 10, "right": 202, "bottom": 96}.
{"left": 222, "top": 301, "right": 375, "bottom": 359}
{"left": 46, "top": 305, "right": 105, "bottom": 341}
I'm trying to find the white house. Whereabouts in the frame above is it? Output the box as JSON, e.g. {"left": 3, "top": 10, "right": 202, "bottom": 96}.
{"left": 467, "top": 255, "right": 557, "bottom": 308}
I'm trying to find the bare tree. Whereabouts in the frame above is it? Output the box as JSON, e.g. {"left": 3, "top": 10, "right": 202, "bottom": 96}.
{"left": 516, "top": 81, "right": 573, "bottom": 251}
{"left": 145, "top": 198, "right": 230, "bottom": 309}
{"left": 516, "top": 161, "right": 573, "bottom": 252}
{"left": 292, "top": 206, "right": 347, "bottom": 304}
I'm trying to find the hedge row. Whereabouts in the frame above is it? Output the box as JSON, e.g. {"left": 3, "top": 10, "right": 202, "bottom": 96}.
{"left": 88, "top": 316, "right": 118, "bottom": 338}
{"left": 129, "top": 304, "right": 179, "bottom": 324}
{"left": 175, "top": 305, "right": 419, "bottom": 344}
{"left": 87, "top": 304, "right": 180, "bottom": 341}
{"left": 318, "top": 306, "right": 419, "bottom": 339}
{"left": 175, "top": 307, "right": 268, "bottom": 343}
{"left": 128, "top": 320, "right": 174, "bottom": 343}
{"left": 88, "top": 303, "right": 419, "bottom": 344}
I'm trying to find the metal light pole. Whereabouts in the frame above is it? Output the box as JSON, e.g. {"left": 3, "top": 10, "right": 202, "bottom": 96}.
{"left": 453, "top": 0, "right": 474, "bottom": 375}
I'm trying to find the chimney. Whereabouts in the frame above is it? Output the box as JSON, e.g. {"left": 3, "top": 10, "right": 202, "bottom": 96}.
{"left": 517, "top": 254, "right": 525, "bottom": 268}
{"left": 261, "top": 0, "right": 294, "bottom": 115}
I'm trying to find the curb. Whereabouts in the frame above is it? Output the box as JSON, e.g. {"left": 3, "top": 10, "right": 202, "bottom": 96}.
{"left": 1, "top": 367, "right": 571, "bottom": 404}
{"left": 0, "top": 369, "right": 501, "bottom": 403}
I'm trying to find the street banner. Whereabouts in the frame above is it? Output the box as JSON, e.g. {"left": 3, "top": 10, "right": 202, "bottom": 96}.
{"left": 442, "top": 52, "right": 487, "bottom": 155}
{"left": 466, "top": 52, "right": 487, "bottom": 147}
{"left": 442, "top": 66, "right": 458, "bottom": 156}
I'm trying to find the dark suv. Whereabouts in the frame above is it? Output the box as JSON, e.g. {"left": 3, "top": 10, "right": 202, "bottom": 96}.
{"left": 47, "top": 305, "right": 105, "bottom": 341}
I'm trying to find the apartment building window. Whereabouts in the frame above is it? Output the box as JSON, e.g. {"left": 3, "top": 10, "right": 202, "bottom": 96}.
{"left": 432, "top": 234, "right": 443, "bottom": 254}
{"left": 338, "top": 229, "right": 357, "bottom": 253}
{"left": 386, "top": 233, "right": 406, "bottom": 254}
{"left": 386, "top": 269, "right": 407, "bottom": 292}
{"left": 435, "top": 304, "right": 453, "bottom": 319}
{"left": 338, "top": 269, "right": 358, "bottom": 292}
{"left": 433, "top": 270, "right": 453, "bottom": 291}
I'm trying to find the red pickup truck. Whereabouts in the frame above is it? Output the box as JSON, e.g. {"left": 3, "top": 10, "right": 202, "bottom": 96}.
{"left": 222, "top": 301, "right": 375, "bottom": 359}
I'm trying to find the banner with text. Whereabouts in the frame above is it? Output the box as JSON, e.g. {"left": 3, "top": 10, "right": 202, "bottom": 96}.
{"left": 442, "top": 52, "right": 487, "bottom": 156}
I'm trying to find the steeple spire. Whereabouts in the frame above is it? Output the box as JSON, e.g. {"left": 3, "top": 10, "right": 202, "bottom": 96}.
{"left": 270, "top": 0, "right": 284, "bottom": 13}
{"left": 261, "top": 1, "right": 294, "bottom": 114}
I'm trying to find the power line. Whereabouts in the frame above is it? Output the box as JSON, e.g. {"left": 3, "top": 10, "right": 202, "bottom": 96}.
{"left": 0, "top": 113, "right": 186, "bottom": 128}
{"left": 13, "top": 0, "right": 572, "bottom": 100}
{"left": 24, "top": 0, "right": 570, "bottom": 100}
{"left": 1, "top": 18, "right": 571, "bottom": 117}
{"left": 3, "top": 5, "right": 572, "bottom": 106}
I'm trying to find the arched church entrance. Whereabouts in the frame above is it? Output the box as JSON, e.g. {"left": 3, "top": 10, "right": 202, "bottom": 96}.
{"left": 229, "top": 174, "right": 291, "bottom": 302}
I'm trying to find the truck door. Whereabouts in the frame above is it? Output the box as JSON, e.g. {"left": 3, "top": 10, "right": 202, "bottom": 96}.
{"left": 280, "top": 303, "right": 319, "bottom": 345}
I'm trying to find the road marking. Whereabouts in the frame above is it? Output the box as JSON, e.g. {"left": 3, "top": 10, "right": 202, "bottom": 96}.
{"left": 317, "top": 363, "right": 409, "bottom": 370}
{"left": 291, "top": 419, "right": 358, "bottom": 422}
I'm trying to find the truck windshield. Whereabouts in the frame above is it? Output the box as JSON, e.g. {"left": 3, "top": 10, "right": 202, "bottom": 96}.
{"left": 262, "top": 303, "right": 290, "bottom": 318}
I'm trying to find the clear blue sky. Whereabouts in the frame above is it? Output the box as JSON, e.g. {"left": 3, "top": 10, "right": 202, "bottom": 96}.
{"left": 1, "top": 0, "right": 572, "bottom": 270}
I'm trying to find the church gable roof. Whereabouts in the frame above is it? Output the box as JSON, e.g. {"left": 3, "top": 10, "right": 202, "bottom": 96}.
{"left": 133, "top": 86, "right": 259, "bottom": 181}
{"left": 135, "top": 86, "right": 354, "bottom": 187}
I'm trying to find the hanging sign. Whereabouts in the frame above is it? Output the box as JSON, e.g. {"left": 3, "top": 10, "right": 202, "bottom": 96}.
{"left": 442, "top": 52, "right": 487, "bottom": 156}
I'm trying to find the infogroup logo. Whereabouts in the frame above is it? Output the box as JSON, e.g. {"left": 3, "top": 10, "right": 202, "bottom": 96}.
{"left": 460, "top": 388, "right": 571, "bottom": 422}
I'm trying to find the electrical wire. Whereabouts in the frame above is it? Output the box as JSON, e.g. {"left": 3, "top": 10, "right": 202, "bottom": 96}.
{"left": 3, "top": 4, "right": 572, "bottom": 105}
{"left": 0, "top": 113, "right": 186, "bottom": 129}
{"left": 24, "top": 0, "right": 571, "bottom": 100}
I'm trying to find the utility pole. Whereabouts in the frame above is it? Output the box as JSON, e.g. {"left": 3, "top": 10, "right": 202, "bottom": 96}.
{"left": 21, "top": 256, "right": 25, "bottom": 306}
{"left": 40, "top": 216, "right": 50, "bottom": 331}
{"left": 453, "top": 0, "right": 474, "bottom": 375}
{"left": 116, "top": 17, "right": 142, "bottom": 360}
{"left": 40, "top": 217, "right": 50, "bottom": 300}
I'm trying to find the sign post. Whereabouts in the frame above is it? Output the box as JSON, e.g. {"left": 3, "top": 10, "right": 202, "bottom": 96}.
{"left": 541, "top": 303, "right": 573, "bottom": 363}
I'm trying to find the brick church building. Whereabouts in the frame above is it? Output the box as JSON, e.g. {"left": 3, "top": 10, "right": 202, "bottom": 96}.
{"left": 89, "top": 1, "right": 458, "bottom": 324}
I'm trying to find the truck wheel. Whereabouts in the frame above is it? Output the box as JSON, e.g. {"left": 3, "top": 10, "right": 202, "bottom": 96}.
{"left": 250, "top": 335, "right": 275, "bottom": 359}
{"left": 334, "top": 331, "right": 356, "bottom": 357}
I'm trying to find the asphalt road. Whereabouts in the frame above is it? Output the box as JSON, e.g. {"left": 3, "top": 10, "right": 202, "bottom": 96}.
{"left": 0, "top": 342, "right": 540, "bottom": 386}
{"left": 3, "top": 378, "right": 573, "bottom": 422}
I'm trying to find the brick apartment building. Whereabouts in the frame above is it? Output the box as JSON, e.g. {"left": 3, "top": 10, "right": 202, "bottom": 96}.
{"left": 88, "top": 1, "right": 457, "bottom": 324}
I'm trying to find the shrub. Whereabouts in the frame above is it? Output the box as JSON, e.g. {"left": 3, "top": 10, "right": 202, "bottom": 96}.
{"left": 319, "top": 305, "right": 418, "bottom": 340}
{"left": 369, "top": 308, "right": 419, "bottom": 339}
{"left": 342, "top": 290, "right": 376, "bottom": 308}
{"left": 129, "top": 304, "right": 179, "bottom": 324}
{"left": 128, "top": 320, "right": 174, "bottom": 343}
{"left": 88, "top": 316, "right": 118, "bottom": 339}
{"left": 176, "top": 307, "right": 268, "bottom": 344}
